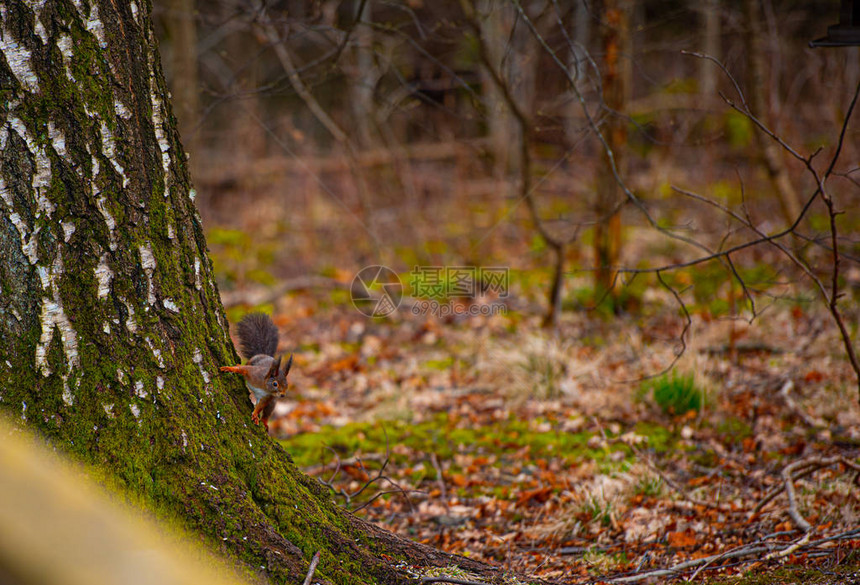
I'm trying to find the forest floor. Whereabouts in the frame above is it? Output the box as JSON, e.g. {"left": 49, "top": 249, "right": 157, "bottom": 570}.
{"left": 221, "top": 282, "right": 860, "bottom": 584}
{"left": 202, "top": 128, "right": 860, "bottom": 583}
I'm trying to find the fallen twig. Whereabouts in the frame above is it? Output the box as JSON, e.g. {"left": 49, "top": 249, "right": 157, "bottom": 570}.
{"left": 607, "top": 543, "right": 774, "bottom": 583}
{"left": 753, "top": 460, "right": 825, "bottom": 514}
{"left": 315, "top": 431, "right": 419, "bottom": 514}
{"left": 301, "top": 551, "right": 321, "bottom": 585}
{"left": 782, "top": 460, "right": 813, "bottom": 532}
{"left": 419, "top": 578, "right": 489, "bottom": 585}
{"left": 751, "top": 455, "right": 860, "bottom": 531}
{"left": 606, "top": 527, "right": 860, "bottom": 583}
{"left": 778, "top": 379, "right": 827, "bottom": 428}
{"left": 764, "top": 532, "right": 811, "bottom": 560}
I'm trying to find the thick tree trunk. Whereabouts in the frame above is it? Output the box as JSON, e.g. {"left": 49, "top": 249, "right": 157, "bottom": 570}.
{"left": 0, "top": 2, "right": 497, "bottom": 584}
{"left": 594, "top": 0, "right": 631, "bottom": 303}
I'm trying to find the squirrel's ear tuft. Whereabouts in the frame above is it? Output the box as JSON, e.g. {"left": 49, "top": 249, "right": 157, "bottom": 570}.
{"left": 283, "top": 353, "right": 294, "bottom": 376}
{"left": 267, "top": 355, "right": 282, "bottom": 379}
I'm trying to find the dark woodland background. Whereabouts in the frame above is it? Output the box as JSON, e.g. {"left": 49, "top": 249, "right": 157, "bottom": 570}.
{"left": 153, "top": 0, "right": 860, "bottom": 293}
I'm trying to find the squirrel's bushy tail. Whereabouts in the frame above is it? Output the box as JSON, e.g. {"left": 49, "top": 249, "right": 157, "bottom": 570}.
{"left": 236, "top": 313, "right": 279, "bottom": 358}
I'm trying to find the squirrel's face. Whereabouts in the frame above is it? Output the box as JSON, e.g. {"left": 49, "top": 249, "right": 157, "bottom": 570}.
{"left": 266, "top": 373, "right": 288, "bottom": 397}
{"left": 265, "top": 353, "right": 293, "bottom": 397}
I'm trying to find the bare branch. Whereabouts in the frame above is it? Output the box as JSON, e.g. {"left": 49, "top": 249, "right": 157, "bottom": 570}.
{"left": 655, "top": 271, "right": 691, "bottom": 362}
{"left": 329, "top": 0, "right": 369, "bottom": 65}
{"left": 255, "top": 12, "right": 348, "bottom": 144}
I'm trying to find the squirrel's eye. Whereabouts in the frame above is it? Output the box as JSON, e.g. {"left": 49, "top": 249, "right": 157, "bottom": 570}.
{"left": 272, "top": 381, "right": 278, "bottom": 388}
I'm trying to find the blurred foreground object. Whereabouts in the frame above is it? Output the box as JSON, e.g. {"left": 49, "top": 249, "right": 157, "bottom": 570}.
{"left": 0, "top": 420, "right": 247, "bottom": 585}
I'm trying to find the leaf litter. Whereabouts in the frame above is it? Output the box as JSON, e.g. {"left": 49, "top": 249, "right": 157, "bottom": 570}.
{"left": 239, "top": 292, "right": 860, "bottom": 583}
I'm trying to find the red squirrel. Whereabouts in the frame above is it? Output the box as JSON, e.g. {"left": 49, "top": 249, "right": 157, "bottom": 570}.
{"left": 220, "top": 313, "right": 293, "bottom": 430}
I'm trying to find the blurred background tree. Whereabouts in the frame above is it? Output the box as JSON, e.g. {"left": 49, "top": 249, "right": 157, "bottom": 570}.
{"left": 151, "top": 0, "right": 859, "bottom": 322}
